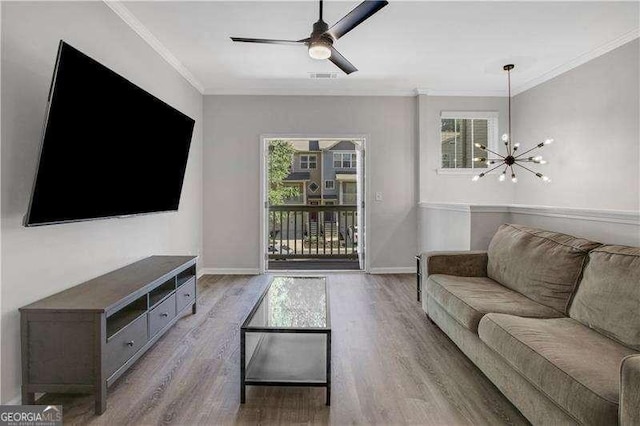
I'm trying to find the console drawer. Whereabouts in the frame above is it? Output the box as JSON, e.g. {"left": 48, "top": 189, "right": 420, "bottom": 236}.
{"left": 176, "top": 278, "right": 196, "bottom": 312}
{"left": 149, "top": 294, "right": 176, "bottom": 337}
{"left": 105, "top": 313, "right": 148, "bottom": 377}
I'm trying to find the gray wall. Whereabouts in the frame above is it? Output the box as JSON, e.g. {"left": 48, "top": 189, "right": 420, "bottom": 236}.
{"left": 203, "top": 95, "right": 417, "bottom": 272}
{"left": 512, "top": 39, "right": 639, "bottom": 210}
{"left": 1, "top": 1, "right": 203, "bottom": 402}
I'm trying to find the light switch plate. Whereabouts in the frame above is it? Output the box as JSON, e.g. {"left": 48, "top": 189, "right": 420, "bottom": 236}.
{"left": 375, "top": 192, "right": 383, "bottom": 201}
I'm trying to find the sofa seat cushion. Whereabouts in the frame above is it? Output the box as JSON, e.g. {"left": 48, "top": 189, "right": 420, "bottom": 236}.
{"left": 426, "top": 274, "right": 563, "bottom": 332}
{"left": 487, "top": 224, "right": 601, "bottom": 313}
{"left": 478, "top": 313, "right": 638, "bottom": 425}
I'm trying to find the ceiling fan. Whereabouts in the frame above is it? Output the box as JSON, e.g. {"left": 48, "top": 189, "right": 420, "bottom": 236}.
{"left": 230, "top": 0, "right": 389, "bottom": 75}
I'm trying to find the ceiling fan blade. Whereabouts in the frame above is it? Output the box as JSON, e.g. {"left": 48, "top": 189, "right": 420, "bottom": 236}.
{"left": 230, "top": 37, "right": 305, "bottom": 46}
{"left": 329, "top": 47, "right": 357, "bottom": 75}
{"left": 326, "top": 0, "right": 388, "bottom": 40}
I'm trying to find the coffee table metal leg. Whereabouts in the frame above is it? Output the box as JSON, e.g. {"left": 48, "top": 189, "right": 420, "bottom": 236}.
{"left": 240, "top": 330, "right": 246, "bottom": 403}
{"left": 326, "top": 331, "right": 331, "bottom": 406}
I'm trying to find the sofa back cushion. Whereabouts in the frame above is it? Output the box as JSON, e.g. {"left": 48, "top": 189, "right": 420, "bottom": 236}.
{"left": 569, "top": 245, "right": 640, "bottom": 350}
{"left": 487, "top": 224, "right": 601, "bottom": 313}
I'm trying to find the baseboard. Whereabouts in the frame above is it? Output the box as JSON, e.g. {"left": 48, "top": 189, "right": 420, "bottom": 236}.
{"left": 199, "top": 268, "right": 261, "bottom": 276}
{"left": 368, "top": 267, "right": 415, "bottom": 274}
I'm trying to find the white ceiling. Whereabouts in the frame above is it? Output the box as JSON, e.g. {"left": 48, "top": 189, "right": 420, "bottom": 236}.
{"left": 122, "top": 1, "right": 639, "bottom": 96}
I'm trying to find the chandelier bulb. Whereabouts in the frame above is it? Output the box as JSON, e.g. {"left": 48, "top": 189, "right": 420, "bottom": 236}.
{"left": 498, "top": 173, "right": 506, "bottom": 182}
{"left": 544, "top": 138, "right": 554, "bottom": 145}
{"left": 472, "top": 175, "right": 480, "bottom": 182}
{"left": 511, "top": 173, "right": 518, "bottom": 183}
{"left": 539, "top": 160, "right": 547, "bottom": 165}
{"left": 501, "top": 133, "right": 509, "bottom": 142}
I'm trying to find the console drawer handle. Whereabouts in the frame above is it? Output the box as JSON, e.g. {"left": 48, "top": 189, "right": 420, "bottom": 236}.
{"left": 160, "top": 312, "right": 169, "bottom": 318}
{"left": 184, "top": 293, "right": 191, "bottom": 297}
{"left": 126, "top": 340, "right": 135, "bottom": 347}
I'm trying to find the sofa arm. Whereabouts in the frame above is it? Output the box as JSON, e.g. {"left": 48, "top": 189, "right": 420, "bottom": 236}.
{"left": 621, "top": 354, "right": 640, "bottom": 425}
{"left": 422, "top": 251, "right": 488, "bottom": 278}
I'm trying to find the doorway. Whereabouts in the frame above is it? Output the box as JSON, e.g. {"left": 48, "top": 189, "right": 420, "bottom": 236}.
{"left": 261, "top": 137, "right": 366, "bottom": 272}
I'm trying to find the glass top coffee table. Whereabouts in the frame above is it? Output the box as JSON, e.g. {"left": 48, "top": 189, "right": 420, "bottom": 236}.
{"left": 240, "top": 276, "right": 331, "bottom": 405}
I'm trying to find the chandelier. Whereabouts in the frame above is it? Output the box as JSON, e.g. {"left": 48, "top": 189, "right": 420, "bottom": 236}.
{"left": 472, "top": 64, "right": 552, "bottom": 183}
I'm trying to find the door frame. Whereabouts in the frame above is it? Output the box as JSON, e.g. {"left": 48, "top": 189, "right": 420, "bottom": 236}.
{"left": 260, "top": 134, "right": 369, "bottom": 274}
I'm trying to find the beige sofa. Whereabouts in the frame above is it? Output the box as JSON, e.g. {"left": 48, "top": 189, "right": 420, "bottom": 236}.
{"left": 421, "top": 223, "right": 640, "bottom": 425}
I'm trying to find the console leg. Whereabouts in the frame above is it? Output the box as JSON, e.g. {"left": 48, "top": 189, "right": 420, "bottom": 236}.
{"left": 95, "top": 381, "right": 106, "bottom": 415}
{"left": 192, "top": 302, "right": 197, "bottom": 315}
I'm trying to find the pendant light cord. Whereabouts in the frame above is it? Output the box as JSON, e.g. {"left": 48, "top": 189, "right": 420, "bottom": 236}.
{"left": 508, "top": 67, "right": 512, "bottom": 155}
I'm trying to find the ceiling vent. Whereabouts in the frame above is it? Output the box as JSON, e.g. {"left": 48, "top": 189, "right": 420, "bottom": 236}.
{"left": 309, "top": 72, "right": 338, "bottom": 80}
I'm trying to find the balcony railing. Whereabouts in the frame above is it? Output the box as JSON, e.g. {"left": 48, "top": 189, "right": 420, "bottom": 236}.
{"left": 268, "top": 205, "right": 358, "bottom": 260}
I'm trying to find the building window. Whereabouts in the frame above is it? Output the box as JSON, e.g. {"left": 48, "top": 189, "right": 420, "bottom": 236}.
{"left": 308, "top": 182, "right": 319, "bottom": 193}
{"left": 300, "top": 155, "right": 317, "bottom": 169}
{"left": 440, "top": 112, "right": 498, "bottom": 169}
{"left": 333, "top": 152, "right": 357, "bottom": 168}
{"left": 341, "top": 182, "right": 357, "bottom": 205}
{"left": 324, "top": 180, "right": 335, "bottom": 190}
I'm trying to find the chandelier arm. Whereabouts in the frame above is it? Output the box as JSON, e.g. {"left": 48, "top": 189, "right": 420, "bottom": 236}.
{"left": 480, "top": 147, "right": 504, "bottom": 158}
{"left": 509, "top": 164, "right": 516, "bottom": 179}
{"left": 482, "top": 162, "right": 508, "bottom": 175}
{"left": 514, "top": 144, "right": 542, "bottom": 159}
{"left": 513, "top": 162, "right": 540, "bottom": 175}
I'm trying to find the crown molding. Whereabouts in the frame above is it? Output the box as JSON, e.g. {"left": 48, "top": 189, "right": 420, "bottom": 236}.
{"left": 103, "top": 0, "right": 205, "bottom": 94}
{"left": 415, "top": 88, "right": 506, "bottom": 97}
{"left": 203, "top": 87, "right": 417, "bottom": 97}
{"left": 512, "top": 28, "right": 639, "bottom": 95}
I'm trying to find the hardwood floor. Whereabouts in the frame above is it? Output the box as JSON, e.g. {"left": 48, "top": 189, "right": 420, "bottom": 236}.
{"left": 41, "top": 274, "right": 528, "bottom": 425}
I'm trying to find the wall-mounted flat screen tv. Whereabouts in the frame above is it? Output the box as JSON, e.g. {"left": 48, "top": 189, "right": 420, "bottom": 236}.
{"left": 24, "top": 41, "right": 195, "bottom": 226}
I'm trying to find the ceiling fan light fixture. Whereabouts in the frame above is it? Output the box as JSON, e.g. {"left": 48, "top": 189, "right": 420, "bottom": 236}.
{"left": 309, "top": 40, "right": 331, "bottom": 60}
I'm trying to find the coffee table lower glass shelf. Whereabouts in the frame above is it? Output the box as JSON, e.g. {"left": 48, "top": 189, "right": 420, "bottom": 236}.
{"left": 240, "top": 276, "right": 331, "bottom": 405}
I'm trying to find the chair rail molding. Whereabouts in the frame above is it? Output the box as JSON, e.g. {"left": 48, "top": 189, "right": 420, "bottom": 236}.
{"left": 418, "top": 202, "right": 640, "bottom": 252}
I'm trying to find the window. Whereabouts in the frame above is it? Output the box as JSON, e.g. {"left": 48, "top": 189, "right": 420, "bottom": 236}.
{"left": 333, "top": 152, "right": 357, "bottom": 168}
{"left": 440, "top": 112, "right": 498, "bottom": 170}
{"left": 308, "top": 182, "right": 319, "bottom": 193}
{"left": 341, "top": 182, "right": 357, "bottom": 205}
{"left": 300, "top": 155, "right": 317, "bottom": 169}
{"left": 324, "top": 180, "right": 335, "bottom": 190}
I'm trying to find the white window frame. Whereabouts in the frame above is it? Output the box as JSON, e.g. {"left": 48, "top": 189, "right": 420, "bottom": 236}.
{"left": 300, "top": 154, "right": 317, "bottom": 170}
{"left": 324, "top": 180, "right": 335, "bottom": 190}
{"left": 333, "top": 152, "right": 357, "bottom": 169}
{"left": 438, "top": 111, "right": 499, "bottom": 174}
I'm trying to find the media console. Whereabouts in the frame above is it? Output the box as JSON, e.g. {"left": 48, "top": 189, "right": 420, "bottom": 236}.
{"left": 20, "top": 255, "right": 197, "bottom": 414}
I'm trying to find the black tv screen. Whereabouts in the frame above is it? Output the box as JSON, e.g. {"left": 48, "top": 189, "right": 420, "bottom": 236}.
{"left": 25, "top": 41, "right": 195, "bottom": 226}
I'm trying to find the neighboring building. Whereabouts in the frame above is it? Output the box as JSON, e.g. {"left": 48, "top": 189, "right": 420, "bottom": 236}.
{"left": 282, "top": 140, "right": 358, "bottom": 206}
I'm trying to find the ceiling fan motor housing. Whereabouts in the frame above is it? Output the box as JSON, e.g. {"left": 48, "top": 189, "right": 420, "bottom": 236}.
{"left": 311, "top": 20, "right": 334, "bottom": 48}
